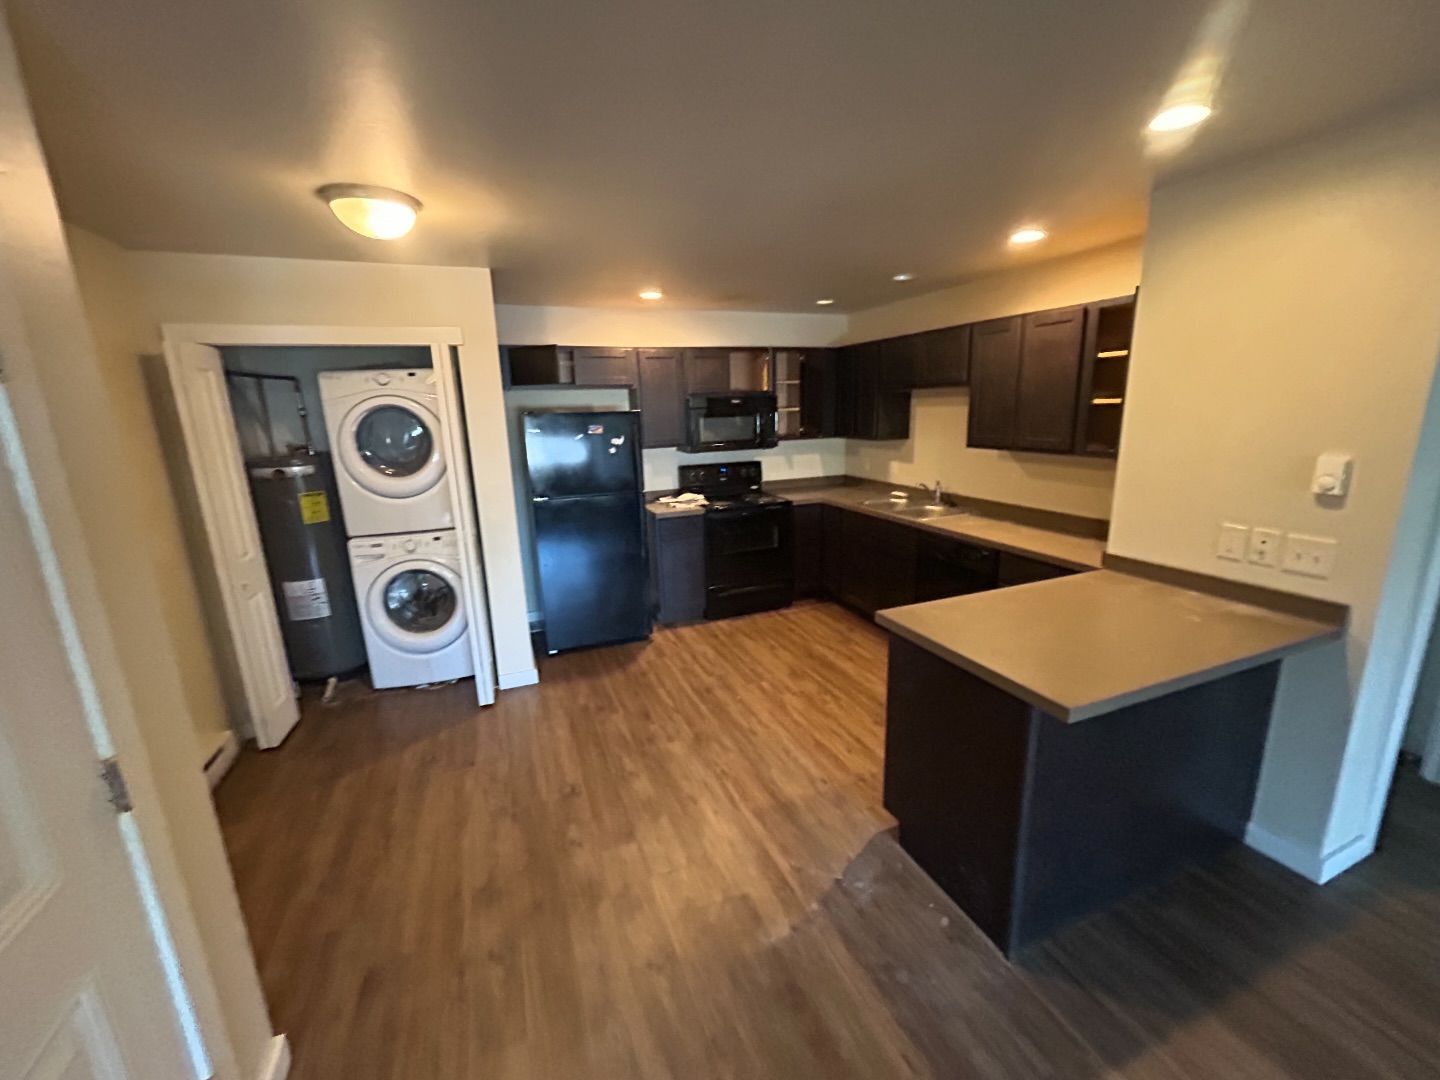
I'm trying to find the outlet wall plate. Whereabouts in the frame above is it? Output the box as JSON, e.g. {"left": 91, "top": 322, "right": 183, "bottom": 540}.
{"left": 1248, "top": 527, "right": 1283, "bottom": 568}
{"left": 1217, "top": 522, "right": 1249, "bottom": 561}
{"left": 1283, "top": 533, "right": 1338, "bottom": 579}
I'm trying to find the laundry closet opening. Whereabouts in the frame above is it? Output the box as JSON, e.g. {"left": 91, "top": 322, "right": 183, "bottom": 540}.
{"left": 164, "top": 332, "right": 498, "bottom": 757}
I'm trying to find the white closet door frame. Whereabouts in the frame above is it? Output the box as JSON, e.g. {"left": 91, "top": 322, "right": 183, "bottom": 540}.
{"left": 430, "top": 343, "right": 498, "bottom": 704}
{"left": 161, "top": 325, "right": 497, "bottom": 723}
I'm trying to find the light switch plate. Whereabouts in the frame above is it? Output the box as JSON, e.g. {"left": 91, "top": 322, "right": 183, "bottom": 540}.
{"left": 1217, "top": 522, "right": 1249, "bottom": 561}
{"left": 1283, "top": 533, "right": 1338, "bottom": 579}
{"left": 1248, "top": 527, "right": 1283, "bottom": 568}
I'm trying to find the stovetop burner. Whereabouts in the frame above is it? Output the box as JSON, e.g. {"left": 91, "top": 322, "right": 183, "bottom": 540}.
{"left": 704, "top": 491, "right": 790, "bottom": 513}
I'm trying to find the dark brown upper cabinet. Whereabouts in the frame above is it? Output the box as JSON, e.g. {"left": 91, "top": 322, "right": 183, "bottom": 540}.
{"left": 682, "top": 348, "right": 771, "bottom": 394}
{"left": 1074, "top": 294, "right": 1138, "bottom": 457}
{"left": 775, "top": 348, "right": 839, "bottom": 439}
{"left": 879, "top": 336, "right": 920, "bottom": 389}
{"left": 506, "top": 344, "right": 571, "bottom": 387}
{"left": 912, "top": 324, "right": 972, "bottom": 388}
{"left": 573, "top": 347, "right": 639, "bottom": 387}
{"left": 966, "top": 316, "right": 1024, "bottom": 449}
{"left": 966, "top": 307, "right": 1088, "bottom": 454}
{"left": 1013, "top": 306, "right": 1085, "bottom": 453}
{"left": 839, "top": 342, "right": 911, "bottom": 440}
{"left": 637, "top": 348, "right": 685, "bottom": 448}
{"left": 683, "top": 348, "right": 731, "bottom": 394}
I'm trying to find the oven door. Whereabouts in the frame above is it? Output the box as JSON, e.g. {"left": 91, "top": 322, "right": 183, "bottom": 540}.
{"left": 703, "top": 504, "right": 794, "bottom": 619}
{"left": 683, "top": 393, "right": 779, "bottom": 453}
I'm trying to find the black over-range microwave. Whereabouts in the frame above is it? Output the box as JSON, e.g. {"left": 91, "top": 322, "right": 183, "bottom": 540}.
{"left": 682, "top": 392, "right": 779, "bottom": 453}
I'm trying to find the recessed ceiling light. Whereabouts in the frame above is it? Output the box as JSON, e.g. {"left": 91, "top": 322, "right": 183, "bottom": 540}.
{"left": 316, "top": 183, "right": 421, "bottom": 240}
{"left": 1008, "top": 227, "right": 1048, "bottom": 246}
{"left": 638, "top": 288, "right": 664, "bottom": 301}
{"left": 1147, "top": 102, "right": 1212, "bottom": 133}
{"left": 892, "top": 273, "right": 914, "bottom": 282}
{"left": 816, "top": 298, "right": 835, "bottom": 306}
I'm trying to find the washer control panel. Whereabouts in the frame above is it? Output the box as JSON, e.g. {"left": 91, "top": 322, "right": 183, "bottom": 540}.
{"left": 349, "top": 531, "right": 458, "bottom": 561}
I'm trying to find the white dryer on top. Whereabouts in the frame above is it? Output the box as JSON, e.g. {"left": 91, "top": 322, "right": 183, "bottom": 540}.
{"left": 319, "top": 368, "right": 454, "bottom": 536}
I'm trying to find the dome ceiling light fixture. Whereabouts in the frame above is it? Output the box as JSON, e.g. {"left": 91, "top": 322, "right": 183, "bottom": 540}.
{"left": 316, "top": 183, "right": 422, "bottom": 240}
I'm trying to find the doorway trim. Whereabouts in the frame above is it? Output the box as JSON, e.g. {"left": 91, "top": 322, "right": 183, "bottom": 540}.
{"left": 161, "top": 323, "right": 498, "bottom": 745}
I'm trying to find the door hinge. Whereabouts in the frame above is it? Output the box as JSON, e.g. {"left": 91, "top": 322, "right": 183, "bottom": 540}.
{"left": 100, "top": 756, "right": 134, "bottom": 814}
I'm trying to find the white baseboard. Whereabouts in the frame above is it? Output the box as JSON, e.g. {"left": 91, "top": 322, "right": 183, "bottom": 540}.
{"left": 1244, "top": 822, "right": 1376, "bottom": 884}
{"left": 203, "top": 731, "right": 240, "bottom": 790}
{"left": 1315, "top": 832, "right": 1375, "bottom": 883}
{"left": 257, "top": 1034, "right": 290, "bottom": 1080}
{"left": 498, "top": 666, "right": 540, "bottom": 690}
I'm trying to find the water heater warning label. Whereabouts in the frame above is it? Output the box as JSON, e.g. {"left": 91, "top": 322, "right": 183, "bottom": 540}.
{"left": 298, "top": 490, "right": 331, "bottom": 524}
{"left": 282, "top": 578, "right": 331, "bottom": 622}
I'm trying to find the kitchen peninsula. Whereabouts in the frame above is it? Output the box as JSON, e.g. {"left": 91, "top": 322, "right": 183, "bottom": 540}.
{"left": 878, "top": 570, "right": 1345, "bottom": 955}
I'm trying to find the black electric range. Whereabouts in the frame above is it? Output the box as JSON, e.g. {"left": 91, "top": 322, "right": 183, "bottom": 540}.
{"left": 676, "top": 462, "right": 794, "bottom": 619}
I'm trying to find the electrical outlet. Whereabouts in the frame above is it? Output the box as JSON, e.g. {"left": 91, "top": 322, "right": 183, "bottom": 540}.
{"left": 1283, "top": 533, "right": 1338, "bottom": 579}
{"left": 1248, "top": 527, "right": 1283, "bottom": 568}
{"left": 1216, "top": 522, "right": 1249, "bottom": 561}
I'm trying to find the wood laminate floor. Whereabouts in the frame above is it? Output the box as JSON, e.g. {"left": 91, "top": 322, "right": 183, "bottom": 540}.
{"left": 216, "top": 601, "right": 1440, "bottom": 1079}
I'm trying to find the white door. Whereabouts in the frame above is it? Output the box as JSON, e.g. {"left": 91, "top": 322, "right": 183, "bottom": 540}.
{"left": 163, "top": 342, "right": 299, "bottom": 748}
{"left": 430, "top": 345, "right": 497, "bottom": 704}
{"left": 0, "top": 396, "right": 198, "bottom": 1077}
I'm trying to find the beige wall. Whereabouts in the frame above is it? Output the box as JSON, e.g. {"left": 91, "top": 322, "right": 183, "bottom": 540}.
{"left": 66, "top": 228, "right": 233, "bottom": 753}
{"left": 842, "top": 240, "right": 1144, "bottom": 519}
{"left": 1110, "top": 98, "right": 1440, "bottom": 877}
{"left": 122, "top": 250, "right": 537, "bottom": 686}
{"left": 0, "top": 22, "right": 272, "bottom": 1077}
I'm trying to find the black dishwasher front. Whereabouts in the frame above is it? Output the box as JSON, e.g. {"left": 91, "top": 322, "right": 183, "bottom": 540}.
{"left": 913, "top": 535, "right": 998, "bottom": 602}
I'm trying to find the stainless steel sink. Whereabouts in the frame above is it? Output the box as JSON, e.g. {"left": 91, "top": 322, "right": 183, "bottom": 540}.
{"left": 892, "top": 504, "right": 958, "bottom": 519}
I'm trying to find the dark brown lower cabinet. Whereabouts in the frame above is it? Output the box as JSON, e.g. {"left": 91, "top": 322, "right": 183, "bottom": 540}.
{"left": 884, "top": 636, "right": 1280, "bottom": 955}
{"left": 792, "top": 504, "right": 825, "bottom": 597}
{"left": 835, "top": 510, "right": 918, "bottom": 616}
{"left": 647, "top": 514, "right": 705, "bottom": 625}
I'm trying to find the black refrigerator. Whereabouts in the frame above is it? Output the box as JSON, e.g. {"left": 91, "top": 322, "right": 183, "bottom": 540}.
{"left": 522, "top": 409, "right": 652, "bottom": 654}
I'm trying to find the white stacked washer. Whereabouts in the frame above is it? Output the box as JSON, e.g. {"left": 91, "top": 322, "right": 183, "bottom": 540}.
{"left": 320, "top": 368, "right": 474, "bottom": 687}
{"left": 347, "top": 531, "right": 474, "bottom": 688}
{"left": 319, "top": 368, "right": 454, "bottom": 536}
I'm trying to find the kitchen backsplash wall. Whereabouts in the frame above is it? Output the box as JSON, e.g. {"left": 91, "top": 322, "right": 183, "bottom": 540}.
{"left": 845, "top": 389, "right": 1118, "bottom": 520}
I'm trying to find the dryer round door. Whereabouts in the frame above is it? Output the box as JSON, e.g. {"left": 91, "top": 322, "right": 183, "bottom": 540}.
{"left": 338, "top": 395, "right": 447, "bottom": 499}
{"left": 366, "top": 560, "right": 468, "bottom": 653}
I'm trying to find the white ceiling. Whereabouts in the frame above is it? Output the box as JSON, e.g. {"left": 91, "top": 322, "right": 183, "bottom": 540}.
{"left": 11, "top": 0, "right": 1440, "bottom": 311}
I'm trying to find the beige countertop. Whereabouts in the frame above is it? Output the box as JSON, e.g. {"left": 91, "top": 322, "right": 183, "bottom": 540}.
{"left": 779, "top": 482, "right": 1106, "bottom": 571}
{"left": 645, "top": 499, "right": 706, "bottom": 518}
{"left": 876, "top": 570, "right": 1343, "bottom": 723}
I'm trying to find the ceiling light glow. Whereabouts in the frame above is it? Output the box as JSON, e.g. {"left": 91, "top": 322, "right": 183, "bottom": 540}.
{"left": 1008, "top": 227, "right": 1048, "bottom": 246}
{"left": 638, "top": 288, "right": 664, "bottom": 301}
{"left": 816, "top": 298, "right": 835, "bottom": 306}
{"left": 317, "top": 183, "right": 421, "bottom": 240}
{"left": 892, "top": 273, "right": 914, "bottom": 282}
{"left": 1147, "top": 102, "right": 1213, "bottom": 133}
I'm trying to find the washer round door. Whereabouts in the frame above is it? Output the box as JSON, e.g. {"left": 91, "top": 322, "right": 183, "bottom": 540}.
{"left": 367, "top": 560, "right": 468, "bottom": 653}
{"left": 339, "top": 395, "right": 447, "bottom": 499}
